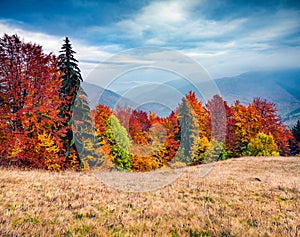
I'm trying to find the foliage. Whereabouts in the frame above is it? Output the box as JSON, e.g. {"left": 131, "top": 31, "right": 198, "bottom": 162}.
{"left": 105, "top": 115, "right": 131, "bottom": 170}
{"left": 102, "top": 115, "right": 131, "bottom": 171}
{"left": 185, "top": 91, "right": 209, "bottom": 138}
{"left": 129, "top": 109, "right": 151, "bottom": 145}
{"left": 229, "top": 101, "right": 263, "bottom": 157}
{"left": 191, "top": 136, "right": 210, "bottom": 164}
{"left": 115, "top": 107, "right": 180, "bottom": 171}
{"left": 247, "top": 132, "right": 279, "bottom": 156}
{"left": 151, "top": 112, "right": 180, "bottom": 167}
{"left": 0, "top": 34, "right": 67, "bottom": 169}
{"left": 250, "top": 98, "right": 291, "bottom": 155}
{"left": 37, "top": 131, "right": 63, "bottom": 170}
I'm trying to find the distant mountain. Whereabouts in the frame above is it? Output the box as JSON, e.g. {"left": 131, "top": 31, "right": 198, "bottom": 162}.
{"left": 81, "top": 81, "right": 135, "bottom": 110}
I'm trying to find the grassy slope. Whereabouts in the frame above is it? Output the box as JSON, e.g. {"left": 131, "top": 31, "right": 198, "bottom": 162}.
{"left": 0, "top": 157, "right": 299, "bottom": 236}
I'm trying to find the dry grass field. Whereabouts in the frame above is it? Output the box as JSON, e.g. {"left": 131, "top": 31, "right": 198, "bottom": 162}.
{"left": 0, "top": 156, "right": 300, "bottom": 236}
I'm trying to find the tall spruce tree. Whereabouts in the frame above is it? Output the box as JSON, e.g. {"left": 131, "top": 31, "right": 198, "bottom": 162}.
{"left": 178, "top": 97, "right": 199, "bottom": 163}
{"left": 58, "top": 37, "right": 83, "bottom": 167}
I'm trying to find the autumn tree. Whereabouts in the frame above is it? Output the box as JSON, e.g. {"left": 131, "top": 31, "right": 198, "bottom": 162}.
{"left": 223, "top": 102, "right": 235, "bottom": 157}
{"left": 0, "top": 34, "right": 67, "bottom": 169}
{"left": 94, "top": 104, "right": 113, "bottom": 158}
{"left": 250, "top": 98, "right": 291, "bottom": 155}
{"left": 57, "top": 37, "right": 83, "bottom": 166}
{"left": 129, "top": 109, "right": 151, "bottom": 145}
{"left": 229, "top": 100, "right": 263, "bottom": 157}
{"left": 185, "top": 91, "right": 209, "bottom": 138}
{"left": 206, "top": 94, "right": 227, "bottom": 142}
{"left": 151, "top": 111, "right": 180, "bottom": 168}
{"left": 115, "top": 106, "right": 132, "bottom": 132}
{"left": 94, "top": 105, "right": 131, "bottom": 170}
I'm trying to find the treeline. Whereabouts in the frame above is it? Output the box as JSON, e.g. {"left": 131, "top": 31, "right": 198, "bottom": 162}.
{"left": 0, "top": 34, "right": 299, "bottom": 171}
{"left": 93, "top": 92, "right": 300, "bottom": 171}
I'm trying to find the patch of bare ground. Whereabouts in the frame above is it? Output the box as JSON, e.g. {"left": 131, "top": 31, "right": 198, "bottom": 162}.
{"left": 0, "top": 156, "right": 299, "bottom": 236}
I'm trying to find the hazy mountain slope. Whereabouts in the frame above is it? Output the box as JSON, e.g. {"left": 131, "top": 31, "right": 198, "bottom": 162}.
{"left": 81, "top": 81, "right": 135, "bottom": 109}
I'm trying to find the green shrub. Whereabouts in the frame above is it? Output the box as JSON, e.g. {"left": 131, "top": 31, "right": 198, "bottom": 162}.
{"left": 247, "top": 132, "right": 279, "bottom": 156}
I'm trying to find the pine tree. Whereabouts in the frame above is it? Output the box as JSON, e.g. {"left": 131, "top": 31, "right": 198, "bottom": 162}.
{"left": 58, "top": 37, "right": 83, "bottom": 167}
{"left": 178, "top": 97, "right": 199, "bottom": 163}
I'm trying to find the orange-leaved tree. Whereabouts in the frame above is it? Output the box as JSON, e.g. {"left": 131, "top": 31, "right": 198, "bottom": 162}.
{"left": 93, "top": 104, "right": 113, "bottom": 158}
{"left": 229, "top": 100, "right": 263, "bottom": 157}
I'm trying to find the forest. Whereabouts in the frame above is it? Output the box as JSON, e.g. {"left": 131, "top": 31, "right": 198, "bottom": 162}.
{"left": 1, "top": 34, "right": 300, "bottom": 172}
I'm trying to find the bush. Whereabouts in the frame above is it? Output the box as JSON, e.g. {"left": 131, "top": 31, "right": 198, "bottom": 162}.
{"left": 247, "top": 132, "right": 279, "bottom": 156}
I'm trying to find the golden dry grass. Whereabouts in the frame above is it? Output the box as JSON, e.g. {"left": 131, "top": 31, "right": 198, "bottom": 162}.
{"left": 0, "top": 156, "right": 300, "bottom": 236}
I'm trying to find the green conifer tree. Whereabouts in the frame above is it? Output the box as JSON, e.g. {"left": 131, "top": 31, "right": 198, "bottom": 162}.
{"left": 290, "top": 120, "right": 300, "bottom": 155}
{"left": 292, "top": 120, "right": 300, "bottom": 143}
{"left": 57, "top": 37, "right": 83, "bottom": 167}
{"left": 177, "top": 97, "right": 199, "bottom": 164}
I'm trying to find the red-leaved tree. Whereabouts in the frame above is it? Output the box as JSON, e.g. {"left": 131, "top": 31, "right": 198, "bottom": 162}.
{"left": 0, "top": 34, "right": 67, "bottom": 169}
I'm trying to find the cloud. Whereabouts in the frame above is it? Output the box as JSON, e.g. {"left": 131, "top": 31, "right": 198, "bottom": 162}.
{"left": 0, "top": 20, "right": 116, "bottom": 78}
{"left": 1, "top": 0, "right": 300, "bottom": 79}
{"left": 86, "top": 1, "right": 300, "bottom": 50}
{"left": 92, "top": 0, "right": 299, "bottom": 78}
{"left": 184, "top": 45, "right": 300, "bottom": 78}
{"left": 0, "top": 20, "right": 62, "bottom": 54}
{"left": 87, "top": 0, "right": 247, "bottom": 46}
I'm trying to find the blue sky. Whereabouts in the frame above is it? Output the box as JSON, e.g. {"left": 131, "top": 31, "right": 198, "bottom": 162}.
{"left": 0, "top": 0, "right": 300, "bottom": 78}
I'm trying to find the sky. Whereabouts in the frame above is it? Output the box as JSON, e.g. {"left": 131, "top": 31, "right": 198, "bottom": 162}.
{"left": 0, "top": 0, "right": 300, "bottom": 79}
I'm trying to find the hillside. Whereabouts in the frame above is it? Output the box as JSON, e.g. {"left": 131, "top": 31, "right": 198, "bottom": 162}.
{"left": 1, "top": 157, "right": 299, "bottom": 236}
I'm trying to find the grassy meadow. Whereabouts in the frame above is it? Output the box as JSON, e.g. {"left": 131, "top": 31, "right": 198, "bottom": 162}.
{"left": 0, "top": 156, "right": 299, "bottom": 236}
